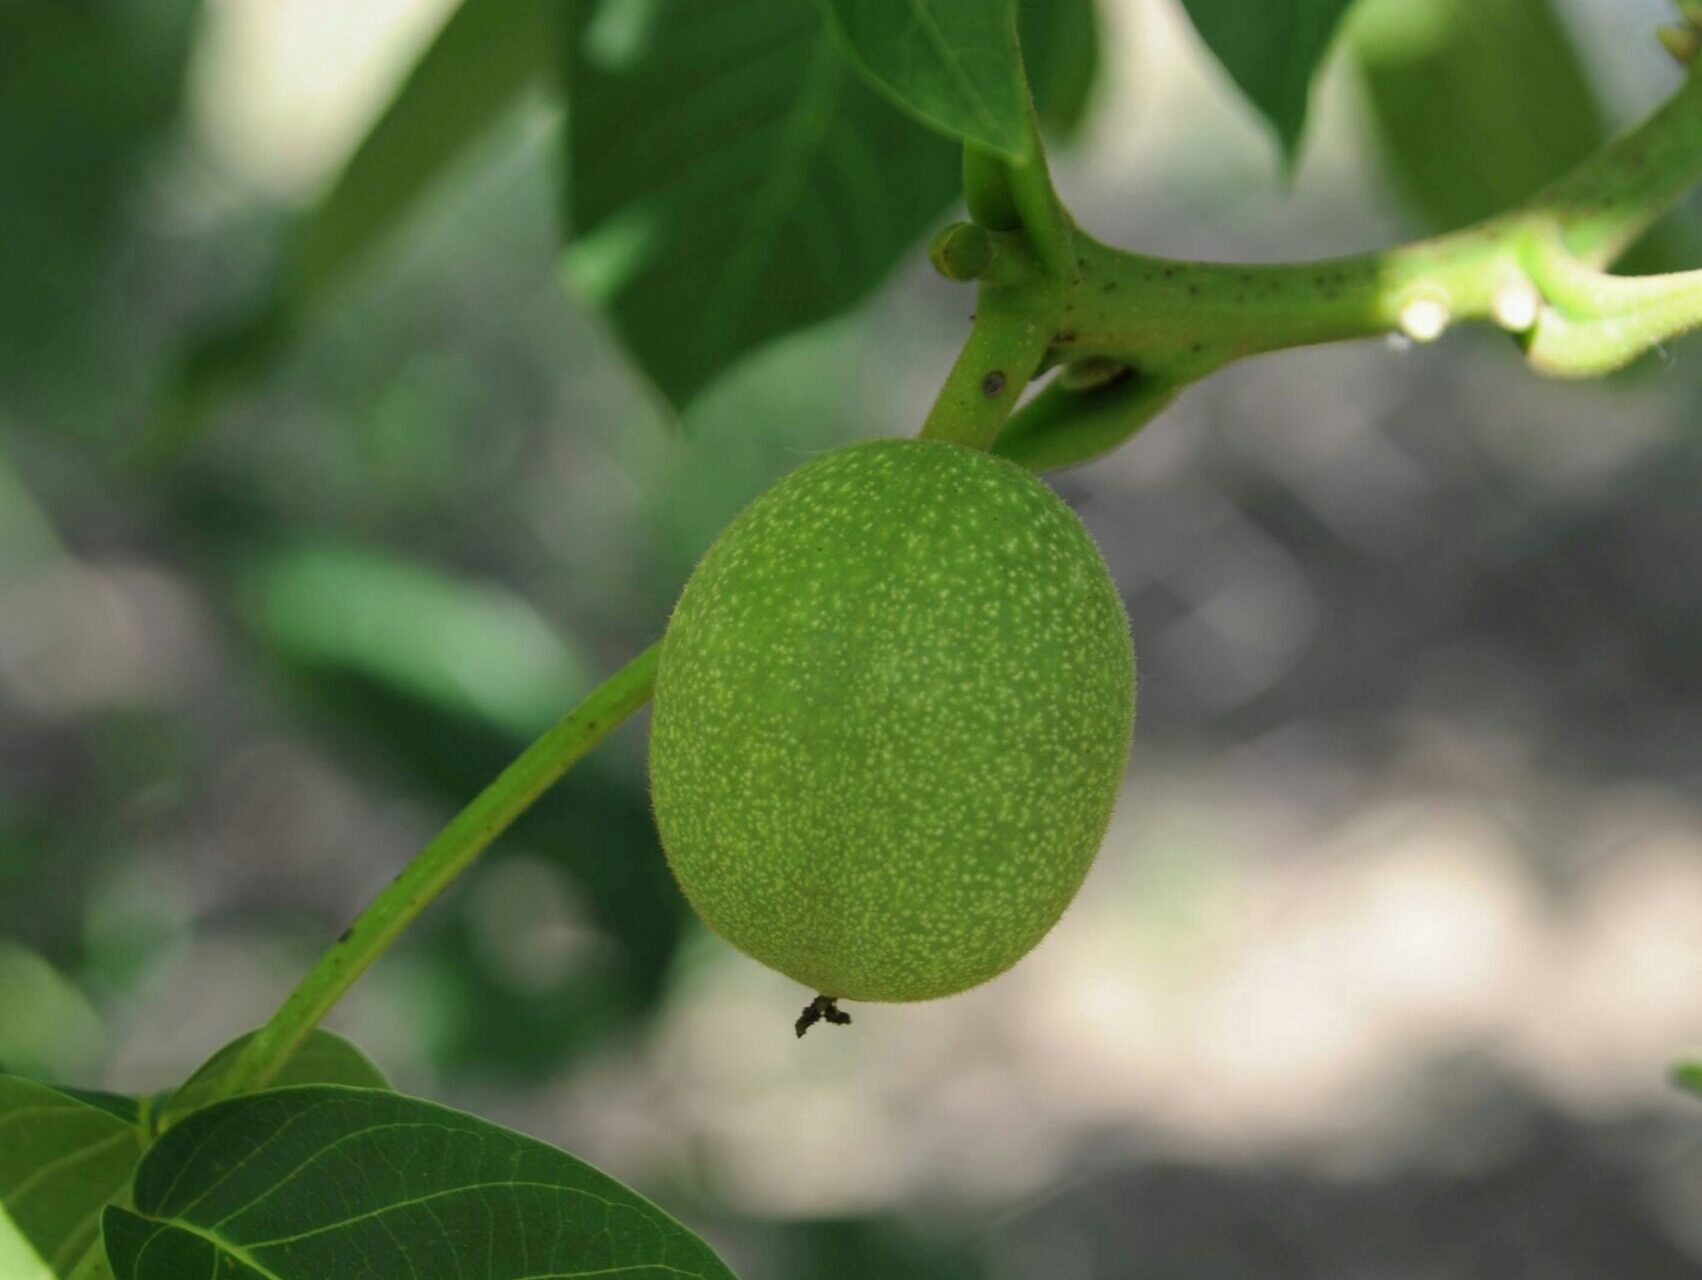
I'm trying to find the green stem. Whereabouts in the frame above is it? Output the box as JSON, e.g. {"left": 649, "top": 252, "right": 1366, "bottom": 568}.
{"left": 209, "top": 642, "right": 661, "bottom": 1104}
{"left": 963, "top": 143, "right": 1022, "bottom": 231}
{"left": 1538, "top": 65, "right": 1702, "bottom": 266}
{"left": 917, "top": 303, "right": 1051, "bottom": 450}
{"left": 1004, "top": 119, "right": 1073, "bottom": 280}
{"left": 992, "top": 369, "right": 1179, "bottom": 471}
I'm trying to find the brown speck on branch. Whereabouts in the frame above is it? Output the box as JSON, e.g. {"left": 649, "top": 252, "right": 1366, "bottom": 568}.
{"left": 981, "top": 370, "right": 1007, "bottom": 397}
{"left": 796, "top": 995, "right": 853, "bottom": 1037}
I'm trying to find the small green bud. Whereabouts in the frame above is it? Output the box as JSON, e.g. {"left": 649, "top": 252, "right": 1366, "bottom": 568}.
{"left": 929, "top": 222, "right": 995, "bottom": 282}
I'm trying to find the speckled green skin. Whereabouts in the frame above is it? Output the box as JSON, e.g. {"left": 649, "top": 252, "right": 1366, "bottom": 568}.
{"left": 649, "top": 439, "right": 1135, "bottom": 1002}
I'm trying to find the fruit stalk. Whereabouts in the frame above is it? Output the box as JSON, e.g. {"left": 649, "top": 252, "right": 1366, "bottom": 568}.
{"left": 199, "top": 642, "right": 661, "bottom": 1112}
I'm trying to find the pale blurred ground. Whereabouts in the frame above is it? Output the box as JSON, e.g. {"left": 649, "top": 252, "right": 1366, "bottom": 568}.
{"left": 2, "top": 0, "right": 1701, "bottom": 1276}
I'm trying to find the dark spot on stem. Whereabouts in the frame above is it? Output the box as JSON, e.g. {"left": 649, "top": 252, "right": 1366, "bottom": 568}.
{"left": 337, "top": 925, "right": 353, "bottom": 944}
{"left": 981, "top": 370, "right": 1007, "bottom": 396}
{"left": 796, "top": 995, "right": 853, "bottom": 1037}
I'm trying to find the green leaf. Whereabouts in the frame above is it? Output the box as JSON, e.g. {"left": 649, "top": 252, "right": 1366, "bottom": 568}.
{"left": 816, "top": 0, "right": 1031, "bottom": 160}
{"left": 1177, "top": 0, "right": 1356, "bottom": 165}
{"left": 0, "top": 943, "right": 106, "bottom": 1084}
{"left": 239, "top": 544, "right": 589, "bottom": 737}
{"left": 1677, "top": 1059, "right": 1702, "bottom": 1097}
{"left": 1021, "top": 0, "right": 1102, "bottom": 144}
{"left": 288, "top": 0, "right": 557, "bottom": 305}
{"left": 1349, "top": 0, "right": 1607, "bottom": 232}
{"left": 105, "top": 1086, "right": 737, "bottom": 1279}
{"left": 158, "top": 1029, "right": 389, "bottom": 1131}
{"left": 0, "top": 1075, "right": 146, "bottom": 1280}
{"left": 565, "top": 0, "right": 960, "bottom": 407}
{"left": 46, "top": 1092, "right": 144, "bottom": 1131}
{"left": 153, "top": 0, "right": 557, "bottom": 455}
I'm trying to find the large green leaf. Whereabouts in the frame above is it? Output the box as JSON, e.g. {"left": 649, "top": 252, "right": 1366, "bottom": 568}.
{"left": 104, "top": 1086, "right": 737, "bottom": 1279}
{"left": 1178, "top": 0, "right": 1356, "bottom": 165}
{"left": 0, "top": 1076, "right": 145, "bottom": 1280}
{"left": 816, "top": 0, "right": 1031, "bottom": 160}
{"left": 156, "top": 0, "right": 557, "bottom": 452}
{"left": 565, "top": 0, "right": 961, "bottom": 407}
{"left": 158, "top": 1029, "right": 390, "bottom": 1132}
{"left": 1349, "top": 0, "right": 1605, "bottom": 232}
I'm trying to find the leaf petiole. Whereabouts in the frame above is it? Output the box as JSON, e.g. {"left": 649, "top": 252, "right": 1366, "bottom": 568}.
{"left": 197, "top": 641, "right": 662, "bottom": 1113}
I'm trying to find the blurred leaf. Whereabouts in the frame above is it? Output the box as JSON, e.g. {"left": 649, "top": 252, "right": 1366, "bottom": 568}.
{"left": 0, "top": 945, "right": 105, "bottom": 1084}
{"left": 159, "top": 1029, "right": 389, "bottom": 1131}
{"left": 0, "top": 1075, "right": 145, "bottom": 1280}
{"left": 565, "top": 0, "right": 960, "bottom": 406}
{"left": 1350, "top": 0, "right": 1692, "bottom": 277}
{"left": 1676, "top": 1059, "right": 1702, "bottom": 1097}
{"left": 242, "top": 543, "right": 587, "bottom": 737}
{"left": 1178, "top": 0, "right": 1355, "bottom": 165}
{"left": 1350, "top": 0, "right": 1605, "bottom": 231}
{"left": 1022, "top": 0, "right": 1102, "bottom": 144}
{"left": 155, "top": 0, "right": 558, "bottom": 454}
{"left": 817, "top": 0, "right": 1032, "bottom": 160}
{"left": 0, "top": 0, "right": 199, "bottom": 435}
{"left": 779, "top": 1219, "right": 983, "bottom": 1280}
{"left": 105, "top": 1087, "right": 738, "bottom": 1279}
{"left": 425, "top": 772, "right": 689, "bottom": 1080}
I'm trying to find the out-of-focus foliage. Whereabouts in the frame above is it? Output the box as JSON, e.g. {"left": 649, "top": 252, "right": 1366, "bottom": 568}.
{"left": 1350, "top": 0, "right": 1607, "bottom": 232}
{"left": 241, "top": 543, "right": 588, "bottom": 738}
{"left": 1177, "top": 0, "right": 1358, "bottom": 165}
{"left": 1021, "top": 0, "right": 1102, "bottom": 144}
{"left": 157, "top": 0, "right": 558, "bottom": 455}
{"left": 0, "top": 0, "right": 201, "bottom": 436}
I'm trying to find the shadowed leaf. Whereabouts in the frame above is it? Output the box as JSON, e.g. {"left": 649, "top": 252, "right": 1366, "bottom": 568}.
{"left": 1178, "top": 0, "right": 1356, "bottom": 165}
{"left": 565, "top": 0, "right": 959, "bottom": 407}
{"left": 159, "top": 1029, "right": 389, "bottom": 1132}
{"left": 106, "top": 1086, "right": 737, "bottom": 1279}
{"left": 0, "top": 1075, "right": 145, "bottom": 1280}
{"left": 817, "top": 0, "right": 1032, "bottom": 160}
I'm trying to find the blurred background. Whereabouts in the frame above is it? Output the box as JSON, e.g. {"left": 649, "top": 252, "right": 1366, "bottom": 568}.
{"left": 3, "top": 0, "right": 1702, "bottom": 1275}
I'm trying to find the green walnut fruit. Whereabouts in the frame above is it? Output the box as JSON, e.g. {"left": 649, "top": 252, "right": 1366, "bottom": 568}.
{"left": 649, "top": 438, "right": 1135, "bottom": 1003}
